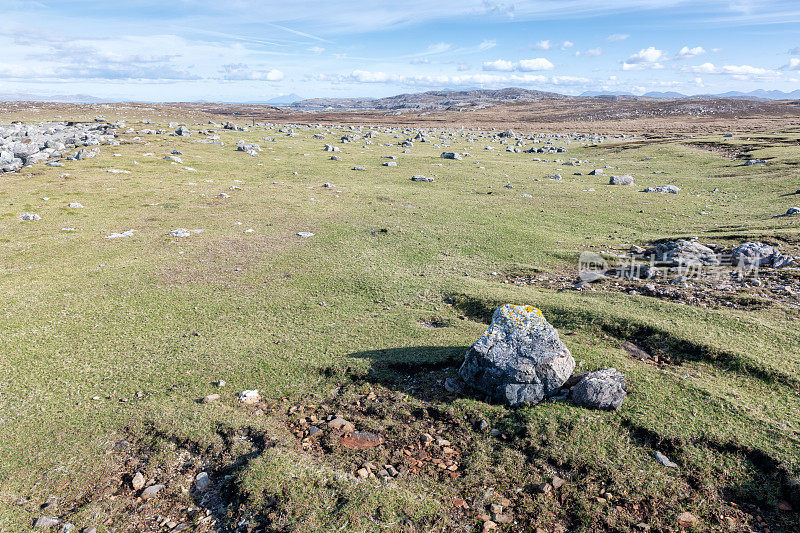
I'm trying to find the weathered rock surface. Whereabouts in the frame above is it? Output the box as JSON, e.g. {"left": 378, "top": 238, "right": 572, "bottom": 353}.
{"left": 646, "top": 240, "right": 720, "bottom": 266}
{"left": 459, "top": 304, "right": 575, "bottom": 407}
{"left": 731, "top": 241, "right": 795, "bottom": 269}
{"left": 609, "top": 175, "right": 635, "bottom": 185}
{"left": 570, "top": 368, "right": 627, "bottom": 410}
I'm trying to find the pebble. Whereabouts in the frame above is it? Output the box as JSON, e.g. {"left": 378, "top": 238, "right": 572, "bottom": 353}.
{"left": 195, "top": 471, "right": 211, "bottom": 492}
{"left": 202, "top": 394, "right": 220, "bottom": 403}
{"left": 132, "top": 471, "right": 146, "bottom": 490}
{"left": 34, "top": 516, "right": 60, "bottom": 528}
{"left": 141, "top": 484, "right": 165, "bottom": 500}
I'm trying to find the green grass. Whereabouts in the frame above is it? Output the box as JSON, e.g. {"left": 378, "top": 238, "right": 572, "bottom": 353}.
{"left": 1, "top": 110, "right": 799, "bottom": 531}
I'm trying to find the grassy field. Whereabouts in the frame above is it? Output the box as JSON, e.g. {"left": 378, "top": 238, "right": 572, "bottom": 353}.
{"left": 1, "top": 106, "right": 799, "bottom": 532}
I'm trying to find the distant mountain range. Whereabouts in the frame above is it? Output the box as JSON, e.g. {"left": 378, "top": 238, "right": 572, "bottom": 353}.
{"left": 580, "top": 89, "right": 800, "bottom": 100}
{"left": 3, "top": 87, "right": 800, "bottom": 108}
{"left": 0, "top": 92, "right": 107, "bottom": 103}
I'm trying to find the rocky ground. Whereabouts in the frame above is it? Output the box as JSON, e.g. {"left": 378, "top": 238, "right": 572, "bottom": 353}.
{"left": 2, "top": 102, "right": 800, "bottom": 532}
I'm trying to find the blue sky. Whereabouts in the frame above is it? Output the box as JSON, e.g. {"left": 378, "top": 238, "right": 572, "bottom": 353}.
{"left": 1, "top": 0, "right": 799, "bottom": 101}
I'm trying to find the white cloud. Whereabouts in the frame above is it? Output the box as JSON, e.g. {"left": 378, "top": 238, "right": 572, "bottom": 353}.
{"left": 478, "top": 39, "right": 497, "bottom": 51}
{"left": 483, "top": 59, "right": 516, "bottom": 71}
{"left": 561, "top": 40, "right": 574, "bottom": 49}
{"left": 457, "top": 63, "right": 471, "bottom": 71}
{"left": 533, "top": 40, "right": 552, "bottom": 50}
{"left": 483, "top": 58, "right": 554, "bottom": 71}
{"left": 314, "top": 69, "right": 597, "bottom": 89}
{"left": 684, "top": 62, "right": 780, "bottom": 80}
{"left": 622, "top": 47, "right": 665, "bottom": 70}
{"left": 607, "top": 33, "right": 630, "bottom": 42}
{"left": 677, "top": 46, "right": 706, "bottom": 58}
{"left": 785, "top": 58, "right": 800, "bottom": 70}
{"left": 410, "top": 58, "right": 430, "bottom": 64}
{"left": 518, "top": 58, "right": 555, "bottom": 71}
{"left": 576, "top": 47, "right": 602, "bottom": 57}
{"left": 221, "top": 64, "right": 284, "bottom": 81}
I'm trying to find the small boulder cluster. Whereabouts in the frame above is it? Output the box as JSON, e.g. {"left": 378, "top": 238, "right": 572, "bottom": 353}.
{"left": 458, "top": 304, "right": 626, "bottom": 409}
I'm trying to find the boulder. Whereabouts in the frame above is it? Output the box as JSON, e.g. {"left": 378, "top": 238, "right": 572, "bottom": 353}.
{"left": 646, "top": 240, "right": 719, "bottom": 266}
{"left": 440, "top": 152, "right": 462, "bottom": 160}
{"left": 731, "top": 242, "right": 777, "bottom": 268}
{"left": 732, "top": 241, "right": 795, "bottom": 269}
{"left": 570, "top": 368, "right": 627, "bottom": 410}
{"left": 459, "top": 304, "right": 575, "bottom": 407}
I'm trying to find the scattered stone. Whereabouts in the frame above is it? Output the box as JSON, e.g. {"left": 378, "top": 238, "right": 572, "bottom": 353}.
{"left": 296, "top": 231, "right": 314, "bottom": 238}
{"left": 202, "top": 394, "right": 220, "bottom": 404}
{"left": 131, "top": 471, "right": 146, "bottom": 490}
{"left": 588, "top": 169, "right": 603, "bottom": 175}
{"left": 609, "top": 175, "right": 635, "bottom": 185}
{"left": 170, "top": 228, "right": 191, "bottom": 237}
{"left": 440, "top": 152, "right": 462, "bottom": 160}
{"left": 34, "top": 516, "right": 60, "bottom": 529}
{"left": 411, "top": 175, "right": 434, "bottom": 182}
{"left": 327, "top": 416, "right": 355, "bottom": 432}
{"left": 195, "top": 471, "right": 211, "bottom": 492}
{"left": 677, "top": 512, "right": 698, "bottom": 528}
{"left": 21, "top": 213, "right": 41, "bottom": 221}
{"left": 459, "top": 304, "right": 575, "bottom": 407}
{"left": 140, "top": 484, "right": 165, "bottom": 500}
{"left": 340, "top": 430, "right": 384, "bottom": 449}
{"left": 571, "top": 368, "right": 626, "bottom": 410}
{"left": 654, "top": 451, "right": 679, "bottom": 468}
{"left": 643, "top": 185, "right": 679, "bottom": 194}
{"left": 238, "top": 390, "right": 261, "bottom": 404}
{"left": 67, "top": 202, "right": 84, "bottom": 208}
{"left": 444, "top": 377, "right": 464, "bottom": 393}
{"left": 105, "top": 230, "right": 135, "bottom": 239}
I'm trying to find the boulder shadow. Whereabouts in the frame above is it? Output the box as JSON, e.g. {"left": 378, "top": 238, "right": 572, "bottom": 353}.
{"left": 347, "top": 345, "right": 484, "bottom": 404}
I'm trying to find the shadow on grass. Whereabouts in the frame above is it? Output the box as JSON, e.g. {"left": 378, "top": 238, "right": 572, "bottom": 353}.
{"left": 345, "top": 345, "right": 475, "bottom": 403}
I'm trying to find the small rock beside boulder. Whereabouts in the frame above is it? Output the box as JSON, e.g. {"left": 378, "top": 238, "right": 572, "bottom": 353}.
{"left": 570, "top": 368, "right": 627, "bottom": 410}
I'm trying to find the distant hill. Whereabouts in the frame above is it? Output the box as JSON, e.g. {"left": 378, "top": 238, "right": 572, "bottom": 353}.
{"left": 0, "top": 92, "right": 106, "bottom": 103}
{"left": 293, "top": 87, "right": 568, "bottom": 110}
{"left": 581, "top": 89, "right": 800, "bottom": 101}
{"left": 264, "top": 93, "right": 304, "bottom": 105}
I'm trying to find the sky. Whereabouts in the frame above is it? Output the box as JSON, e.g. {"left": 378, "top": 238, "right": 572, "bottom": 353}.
{"left": 1, "top": 0, "right": 800, "bottom": 101}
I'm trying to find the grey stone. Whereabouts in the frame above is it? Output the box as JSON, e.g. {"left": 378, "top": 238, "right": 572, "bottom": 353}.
{"left": 643, "top": 185, "right": 679, "bottom": 194}
{"left": 459, "top": 304, "right": 575, "bottom": 407}
{"left": 175, "top": 126, "right": 191, "bottom": 136}
{"left": 571, "top": 368, "right": 626, "bottom": 410}
{"left": 654, "top": 451, "right": 679, "bottom": 468}
{"left": 440, "top": 152, "right": 462, "bottom": 160}
{"left": 609, "top": 175, "right": 635, "bottom": 185}
{"left": 195, "top": 471, "right": 211, "bottom": 492}
{"left": 411, "top": 175, "right": 434, "bottom": 182}
{"left": 34, "top": 516, "right": 60, "bottom": 529}
{"left": 647, "top": 240, "right": 719, "bottom": 266}
{"left": 140, "top": 484, "right": 165, "bottom": 500}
